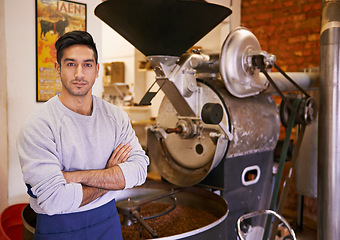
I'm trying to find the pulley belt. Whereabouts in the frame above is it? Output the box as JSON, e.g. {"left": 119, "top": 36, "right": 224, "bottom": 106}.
{"left": 262, "top": 99, "right": 300, "bottom": 240}
{"left": 269, "top": 123, "right": 306, "bottom": 240}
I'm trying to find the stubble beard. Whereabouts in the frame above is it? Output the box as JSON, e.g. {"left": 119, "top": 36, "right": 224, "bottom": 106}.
{"left": 62, "top": 79, "right": 91, "bottom": 97}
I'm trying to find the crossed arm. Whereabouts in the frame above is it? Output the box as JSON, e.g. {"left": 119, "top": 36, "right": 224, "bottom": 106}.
{"left": 62, "top": 143, "right": 132, "bottom": 207}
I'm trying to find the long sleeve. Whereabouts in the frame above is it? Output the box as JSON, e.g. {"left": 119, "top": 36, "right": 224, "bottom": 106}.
{"left": 17, "top": 111, "right": 83, "bottom": 215}
{"left": 116, "top": 110, "right": 149, "bottom": 189}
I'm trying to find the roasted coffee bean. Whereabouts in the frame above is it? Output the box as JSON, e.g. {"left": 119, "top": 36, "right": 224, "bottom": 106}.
{"left": 120, "top": 202, "right": 218, "bottom": 239}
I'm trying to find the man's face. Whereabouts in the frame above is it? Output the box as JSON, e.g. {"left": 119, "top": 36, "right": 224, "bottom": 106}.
{"left": 55, "top": 45, "right": 99, "bottom": 98}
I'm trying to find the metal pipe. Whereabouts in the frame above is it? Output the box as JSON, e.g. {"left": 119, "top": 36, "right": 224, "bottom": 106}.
{"left": 318, "top": 1, "right": 340, "bottom": 239}
{"left": 261, "top": 72, "right": 319, "bottom": 93}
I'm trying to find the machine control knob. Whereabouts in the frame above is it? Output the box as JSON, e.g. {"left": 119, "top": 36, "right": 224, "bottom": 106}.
{"left": 165, "top": 120, "right": 196, "bottom": 139}
{"left": 201, "top": 103, "right": 223, "bottom": 124}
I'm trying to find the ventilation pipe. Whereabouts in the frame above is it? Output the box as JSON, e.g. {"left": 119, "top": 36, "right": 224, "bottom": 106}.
{"left": 318, "top": 0, "right": 340, "bottom": 239}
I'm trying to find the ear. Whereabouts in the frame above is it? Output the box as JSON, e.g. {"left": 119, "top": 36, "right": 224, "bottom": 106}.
{"left": 55, "top": 61, "right": 61, "bottom": 77}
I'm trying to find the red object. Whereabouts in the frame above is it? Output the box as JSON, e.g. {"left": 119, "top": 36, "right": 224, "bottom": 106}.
{"left": 0, "top": 204, "right": 27, "bottom": 240}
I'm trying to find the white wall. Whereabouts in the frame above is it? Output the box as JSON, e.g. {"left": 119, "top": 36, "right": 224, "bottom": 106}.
{"left": 5, "top": 0, "right": 103, "bottom": 205}
{"left": 0, "top": 0, "right": 8, "bottom": 212}
{"left": 102, "top": 23, "right": 147, "bottom": 103}
{"left": 102, "top": 23, "right": 135, "bottom": 89}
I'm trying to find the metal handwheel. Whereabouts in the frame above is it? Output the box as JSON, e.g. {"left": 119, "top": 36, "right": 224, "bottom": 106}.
{"left": 237, "top": 209, "right": 297, "bottom": 240}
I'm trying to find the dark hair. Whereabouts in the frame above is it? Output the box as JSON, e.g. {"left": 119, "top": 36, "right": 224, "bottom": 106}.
{"left": 55, "top": 31, "right": 98, "bottom": 64}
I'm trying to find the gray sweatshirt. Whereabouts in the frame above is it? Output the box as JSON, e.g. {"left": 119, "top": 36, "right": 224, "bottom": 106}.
{"left": 17, "top": 95, "right": 149, "bottom": 215}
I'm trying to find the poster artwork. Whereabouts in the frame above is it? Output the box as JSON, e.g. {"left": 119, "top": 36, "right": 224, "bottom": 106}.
{"left": 36, "top": 0, "right": 86, "bottom": 102}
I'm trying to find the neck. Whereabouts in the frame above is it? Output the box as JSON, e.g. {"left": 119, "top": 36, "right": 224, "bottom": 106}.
{"left": 59, "top": 93, "right": 93, "bottom": 116}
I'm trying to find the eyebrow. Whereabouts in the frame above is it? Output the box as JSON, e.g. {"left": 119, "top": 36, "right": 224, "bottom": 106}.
{"left": 63, "top": 58, "right": 95, "bottom": 63}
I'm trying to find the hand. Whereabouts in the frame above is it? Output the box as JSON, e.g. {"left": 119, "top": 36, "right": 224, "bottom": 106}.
{"left": 62, "top": 171, "right": 72, "bottom": 184}
{"left": 106, "top": 143, "right": 132, "bottom": 168}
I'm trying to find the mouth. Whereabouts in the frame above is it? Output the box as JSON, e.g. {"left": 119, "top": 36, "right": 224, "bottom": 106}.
{"left": 72, "top": 80, "right": 88, "bottom": 87}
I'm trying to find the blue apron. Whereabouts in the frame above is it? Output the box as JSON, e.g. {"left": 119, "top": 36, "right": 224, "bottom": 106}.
{"left": 33, "top": 199, "right": 123, "bottom": 240}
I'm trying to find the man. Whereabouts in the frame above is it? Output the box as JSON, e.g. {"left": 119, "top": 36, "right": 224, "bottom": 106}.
{"left": 17, "top": 31, "right": 149, "bottom": 239}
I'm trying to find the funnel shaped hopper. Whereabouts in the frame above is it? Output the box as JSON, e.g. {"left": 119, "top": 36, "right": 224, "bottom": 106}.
{"left": 95, "top": 0, "right": 232, "bottom": 57}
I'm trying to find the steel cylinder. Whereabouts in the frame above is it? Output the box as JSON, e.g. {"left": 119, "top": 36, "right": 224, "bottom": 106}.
{"left": 148, "top": 79, "right": 280, "bottom": 186}
{"left": 318, "top": 1, "right": 340, "bottom": 239}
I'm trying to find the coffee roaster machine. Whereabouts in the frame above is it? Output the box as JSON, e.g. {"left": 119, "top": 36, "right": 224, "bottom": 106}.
{"left": 95, "top": 0, "right": 321, "bottom": 239}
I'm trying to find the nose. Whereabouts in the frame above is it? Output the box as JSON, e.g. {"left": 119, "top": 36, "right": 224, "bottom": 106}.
{"left": 75, "top": 65, "right": 84, "bottom": 80}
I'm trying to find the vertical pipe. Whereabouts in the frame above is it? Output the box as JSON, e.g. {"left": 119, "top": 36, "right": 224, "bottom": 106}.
{"left": 319, "top": 1, "right": 340, "bottom": 239}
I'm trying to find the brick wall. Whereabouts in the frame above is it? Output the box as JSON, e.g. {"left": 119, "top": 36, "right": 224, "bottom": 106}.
{"left": 241, "top": 0, "right": 321, "bottom": 227}
{"left": 241, "top": 0, "right": 321, "bottom": 72}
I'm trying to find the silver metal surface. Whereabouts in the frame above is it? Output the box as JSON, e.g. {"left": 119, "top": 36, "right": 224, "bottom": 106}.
{"left": 156, "top": 78, "right": 196, "bottom": 116}
{"left": 262, "top": 72, "right": 319, "bottom": 93}
{"left": 192, "top": 53, "right": 220, "bottom": 74}
{"left": 147, "top": 54, "right": 222, "bottom": 117}
{"left": 115, "top": 181, "right": 229, "bottom": 240}
{"left": 148, "top": 80, "right": 231, "bottom": 186}
{"left": 147, "top": 56, "right": 180, "bottom": 76}
{"left": 318, "top": 1, "right": 340, "bottom": 239}
{"left": 221, "top": 89, "right": 280, "bottom": 158}
{"left": 146, "top": 55, "right": 197, "bottom": 116}
{"left": 148, "top": 79, "right": 280, "bottom": 186}
{"left": 220, "top": 27, "right": 319, "bottom": 98}
{"left": 220, "top": 27, "right": 269, "bottom": 98}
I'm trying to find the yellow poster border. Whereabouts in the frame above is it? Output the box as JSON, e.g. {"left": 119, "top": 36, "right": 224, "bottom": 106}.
{"left": 36, "top": 0, "right": 87, "bottom": 102}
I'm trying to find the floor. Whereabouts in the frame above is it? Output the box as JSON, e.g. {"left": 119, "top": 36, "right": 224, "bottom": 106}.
{"left": 282, "top": 213, "right": 317, "bottom": 240}
{"left": 274, "top": 224, "right": 316, "bottom": 240}
{"left": 295, "top": 227, "right": 317, "bottom": 240}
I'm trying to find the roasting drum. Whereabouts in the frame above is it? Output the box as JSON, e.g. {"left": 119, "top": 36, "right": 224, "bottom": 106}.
{"left": 148, "top": 78, "right": 280, "bottom": 186}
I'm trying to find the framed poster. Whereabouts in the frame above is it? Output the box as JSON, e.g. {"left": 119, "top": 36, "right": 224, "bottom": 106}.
{"left": 36, "top": 0, "right": 87, "bottom": 102}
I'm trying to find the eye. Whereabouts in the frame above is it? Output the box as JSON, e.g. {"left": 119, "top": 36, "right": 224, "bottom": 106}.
{"left": 84, "top": 63, "right": 93, "bottom": 67}
{"left": 66, "top": 62, "right": 76, "bottom": 67}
